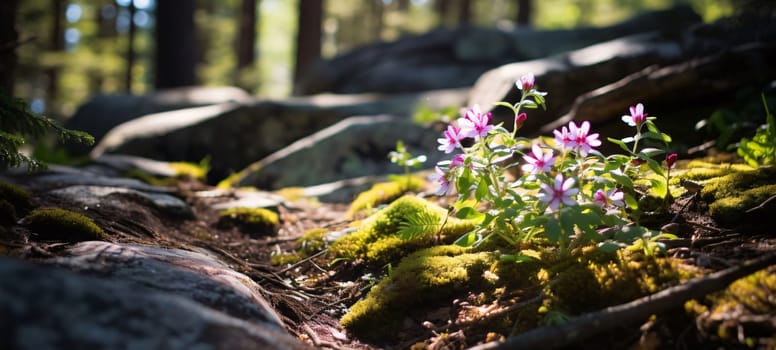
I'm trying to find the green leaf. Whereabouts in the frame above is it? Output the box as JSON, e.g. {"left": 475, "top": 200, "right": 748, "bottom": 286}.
{"left": 475, "top": 178, "right": 490, "bottom": 201}
{"left": 397, "top": 210, "right": 442, "bottom": 239}
{"left": 454, "top": 231, "right": 479, "bottom": 247}
{"left": 456, "top": 206, "right": 484, "bottom": 220}
{"left": 608, "top": 137, "right": 631, "bottom": 153}
{"left": 649, "top": 178, "right": 668, "bottom": 198}
{"left": 500, "top": 253, "right": 537, "bottom": 263}
{"left": 544, "top": 217, "right": 561, "bottom": 243}
{"left": 597, "top": 241, "right": 625, "bottom": 253}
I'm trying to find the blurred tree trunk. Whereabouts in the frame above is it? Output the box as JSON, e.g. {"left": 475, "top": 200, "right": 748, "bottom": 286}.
{"left": 154, "top": 0, "right": 198, "bottom": 89}
{"left": 125, "top": 1, "right": 136, "bottom": 93}
{"left": 516, "top": 0, "right": 532, "bottom": 27}
{"left": 48, "top": 0, "right": 64, "bottom": 101}
{"left": 434, "top": 0, "right": 451, "bottom": 26}
{"left": 397, "top": 0, "right": 410, "bottom": 12}
{"left": 458, "top": 0, "right": 472, "bottom": 25}
{"left": 372, "top": 0, "right": 384, "bottom": 40}
{"left": 0, "top": 0, "right": 19, "bottom": 96}
{"left": 293, "top": 0, "right": 322, "bottom": 94}
{"left": 236, "top": 0, "right": 257, "bottom": 70}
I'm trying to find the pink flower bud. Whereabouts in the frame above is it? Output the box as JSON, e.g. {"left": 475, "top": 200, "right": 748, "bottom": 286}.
{"left": 515, "top": 112, "right": 527, "bottom": 130}
{"left": 517, "top": 74, "right": 535, "bottom": 91}
{"left": 666, "top": 153, "right": 678, "bottom": 168}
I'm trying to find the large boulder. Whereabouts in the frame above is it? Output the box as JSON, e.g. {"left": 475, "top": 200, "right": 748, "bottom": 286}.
{"left": 65, "top": 86, "right": 253, "bottom": 154}
{"left": 90, "top": 89, "right": 469, "bottom": 183}
{"left": 0, "top": 245, "right": 310, "bottom": 350}
{"left": 230, "top": 115, "right": 444, "bottom": 190}
{"left": 295, "top": 6, "right": 701, "bottom": 95}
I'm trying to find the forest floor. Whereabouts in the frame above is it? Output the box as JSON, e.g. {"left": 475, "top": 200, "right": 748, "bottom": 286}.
{"left": 9, "top": 156, "right": 776, "bottom": 350}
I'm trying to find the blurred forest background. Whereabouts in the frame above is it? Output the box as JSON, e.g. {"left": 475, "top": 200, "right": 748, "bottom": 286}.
{"left": 7, "top": 0, "right": 735, "bottom": 120}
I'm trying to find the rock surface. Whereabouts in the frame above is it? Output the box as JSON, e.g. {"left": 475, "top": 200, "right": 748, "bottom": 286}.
{"left": 230, "top": 115, "right": 443, "bottom": 190}
{"left": 90, "top": 89, "right": 468, "bottom": 183}
{"left": 295, "top": 6, "right": 700, "bottom": 95}
{"left": 65, "top": 86, "right": 253, "bottom": 155}
{"left": 0, "top": 255, "right": 310, "bottom": 350}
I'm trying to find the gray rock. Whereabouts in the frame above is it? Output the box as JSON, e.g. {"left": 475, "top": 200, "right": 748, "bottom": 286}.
{"left": 0, "top": 255, "right": 310, "bottom": 350}
{"left": 32, "top": 172, "right": 176, "bottom": 193}
{"left": 295, "top": 6, "right": 700, "bottom": 95}
{"left": 92, "top": 154, "right": 179, "bottom": 178}
{"left": 64, "top": 86, "right": 253, "bottom": 155}
{"left": 231, "top": 115, "right": 444, "bottom": 190}
{"left": 89, "top": 89, "right": 468, "bottom": 183}
{"left": 47, "top": 185, "right": 191, "bottom": 217}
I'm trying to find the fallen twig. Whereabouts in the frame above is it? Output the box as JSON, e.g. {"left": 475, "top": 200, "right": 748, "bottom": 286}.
{"left": 469, "top": 253, "right": 776, "bottom": 350}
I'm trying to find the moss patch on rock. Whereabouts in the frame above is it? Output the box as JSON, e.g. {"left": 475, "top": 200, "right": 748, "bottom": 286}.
{"left": 695, "top": 166, "right": 776, "bottom": 225}
{"left": 346, "top": 175, "right": 425, "bottom": 218}
{"left": 24, "top": 207, "right": 106, "bottom": 242}
{"left": 340, "top": 245, "right": 496, "bottom": 340}
{"left": 217, "top": 207, "right": 280, "bottom": 237}
{"left": 0, "top": 181, "right": 35, "bottom": 219}
{"left": 329, "top": 195, "right": 476, "bottom": 267}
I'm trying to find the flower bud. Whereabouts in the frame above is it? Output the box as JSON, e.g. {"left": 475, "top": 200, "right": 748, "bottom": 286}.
{"left": 517, "top": 74, "right": 535, "bottom": 91}
{"left": 515, "top": 112, "right": 527, "bottom": 130}
{"left": 666, "top": 153, "right": 678, "bottom": 168}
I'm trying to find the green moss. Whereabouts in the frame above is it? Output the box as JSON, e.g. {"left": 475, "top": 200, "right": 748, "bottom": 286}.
{"left": 271, "top": 252, "right": 303, "bottom": 266}
{"left": 545, "top": 250, "right": 683, "bottom": 315}
{"left": 0, "top": 181, "right": 35, "bottom": 217}
{"left": 169, "top": 158, "right": 209, "bottom": 180}
{"left": 217, "top": 207, "right": 280, "bottom": 236}
{"left": 694, "top": 166, "right": 776, "bottom": 225}
{"left": 346, "top": 175, "right": 425, "bottom": 218}
{"left": 340, "top": 245, "right": 496, "bottom": 340}
{"left": 688, "top": 267, "right": 776, "bottom": 346}
{"left": 24, "top": 207, "right": 106, "bottom": 242}
{"left": 297, "top": 228, "right": 328, "bottom": 255}
{"left": 0, "top": 199, "right": 17, "bottom": 226}
{"left": 329, "top": 195, "right": 476, "bottom": 266}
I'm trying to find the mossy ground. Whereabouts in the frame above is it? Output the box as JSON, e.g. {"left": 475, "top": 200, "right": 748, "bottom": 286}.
{"left": 23, "top": 207, "right": 106, "bottom": 242}
{"left": 329, "top": 195, "right": 476, "bottom": 267}
{"left": 217, "top": 207, "right": 280, "bottom": 236}
{"left": 346, "top": 175, "right": 425, "bottom": 218}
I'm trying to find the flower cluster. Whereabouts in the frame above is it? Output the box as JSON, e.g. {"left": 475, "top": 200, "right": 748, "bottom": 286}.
{"left": 428, "top": 73, "right": 675, "bottom": 254}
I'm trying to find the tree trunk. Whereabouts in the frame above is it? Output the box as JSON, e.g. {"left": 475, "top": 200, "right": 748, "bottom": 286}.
{"left": 293, "top": 0, "right": 322, "bottom": 94}
{"left": 0, "top": 0, "right": 19, "bottom": 96}
{"left": 125, "top": 1, "right": 136, "bottom": 93}
{"left": 516, "top": 0, "right": 532, "bottom": 27}
{"left": 434, "top": 0, "right": 451, "bottom": 26}
{"left": 458, "top": 0, "right": 472, "bottom": 26}
{"left": 236, "top": 0, "right": 257, "bottom": 70}
{"left": 48, "top": 0, "right": 65, "bottom": 102}
{"left": 154, "top": 0, "right": 198, "bottom": 89}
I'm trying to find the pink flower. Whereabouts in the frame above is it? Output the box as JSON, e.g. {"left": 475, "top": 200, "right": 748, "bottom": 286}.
{"left": 437, "top": 125, "right": 465, "bottom": 154}
{"left": 593, "top": 189, "right": 625, "bottom": 208}
{"left": 553, "top": 125, "right": 576, "bottom": 150}
{"left": 622, "top": 103, "right": 647, "bottom": 127}
{"left": 429, "top": 166, "right": 452, "bottom": 196}
{"left": 515, "top": 112, "right": 527, "bottom": 130}
{"left": 539, "top": 174, "right": 579, "bottom": 210}
{"left": 459, "top": 105, "right": 494, "bottom": 139}
{"left": 569, "top": 121, "right": 601, "bottom": 156}
{"left": 521, "top": 144, "right": 556, "bottom": 174}
{"left": 666, "top": 153, "right": 678, "bottom": 169}
{"left": 517, "top": 74, "right": 535, "bottom": 91}
{"left": 450, "top": 154, "right": 469, "bottom": 169}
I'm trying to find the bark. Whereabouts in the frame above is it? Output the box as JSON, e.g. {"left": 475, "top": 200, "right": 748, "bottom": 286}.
{"left": 293, "top": 0, "right": 322, "bottom": 94}
{"left": 0, "top": 0, "right": 19, "bottom": 96}
{"left": 154, "top": 0, "right": 198, "bottom": 89}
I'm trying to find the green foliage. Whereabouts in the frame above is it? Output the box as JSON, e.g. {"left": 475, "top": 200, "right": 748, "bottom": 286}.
{"left": 388, "top": 140, "right": 427, "bottom": 179}
{"left": 0, "top": 181, "right": 35, "bottom": 217}
{"left": 0, "top": 94, "right": 93, "bottom": 172}
{"left": 217, "top": 207, "right": 280, "bottom": 235}
{"left": 23, "top": 207, "right": 105, "bottom": 242}
{"left": 737, "top": 95, "right": 776, "bottom": 167}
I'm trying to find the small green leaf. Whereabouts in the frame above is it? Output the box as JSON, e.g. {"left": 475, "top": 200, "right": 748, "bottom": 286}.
{"left": 456, "top": 206, "right": 484, "bottom": 220}
{"left": 608, "top": 137, "right": 631, "bottom": 153}
{"left": 454, "top": 231, "right": 479, "bottom": 247}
